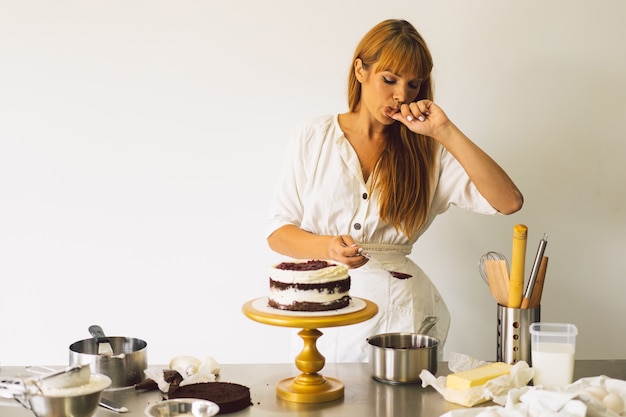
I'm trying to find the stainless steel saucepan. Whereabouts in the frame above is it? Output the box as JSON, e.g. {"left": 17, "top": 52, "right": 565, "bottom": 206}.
{"left": 69, "top": 325, "right": 147, "bottom": 389}
{"left": 367, "top": 316, "right": 439, "bottom": 384}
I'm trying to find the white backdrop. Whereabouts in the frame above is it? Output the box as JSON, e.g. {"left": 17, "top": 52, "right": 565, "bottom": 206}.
{"left": 1, "top": 1, "right": 625, "bottom": 367}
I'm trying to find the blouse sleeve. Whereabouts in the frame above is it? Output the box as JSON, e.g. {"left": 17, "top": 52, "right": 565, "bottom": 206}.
{"left": 265, "top": 126, "right": 308, "bottom": 238}
{"left": 430, "top": 147, "right": 498, "bottom": 216}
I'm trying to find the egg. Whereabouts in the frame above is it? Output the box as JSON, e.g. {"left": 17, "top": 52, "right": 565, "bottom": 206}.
{"left": 586, "top": 386, "right": 609, "bottom": 401}
{"left": 603, "top": 393, "right": 625, "bottom": 415}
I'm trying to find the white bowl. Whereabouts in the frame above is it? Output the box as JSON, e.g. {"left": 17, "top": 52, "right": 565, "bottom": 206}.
{"left": 145, "top": 398, "right": 220, "bottom": 417}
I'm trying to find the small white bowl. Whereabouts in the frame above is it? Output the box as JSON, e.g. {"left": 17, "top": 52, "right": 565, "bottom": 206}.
{"left": 145, "top": 398, "right": 220, "bottom": 417}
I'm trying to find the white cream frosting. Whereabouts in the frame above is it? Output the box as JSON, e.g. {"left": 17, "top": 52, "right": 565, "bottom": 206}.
{"left": 269, "top": 287, "right": 349, "bottom": 304}
{"left": 269, "top": 260, "right": 348, "bottom": 284}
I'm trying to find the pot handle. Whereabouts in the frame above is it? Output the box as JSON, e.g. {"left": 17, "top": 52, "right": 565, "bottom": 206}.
{"left": 417, "top": 316, "right": 438, "bottom": 335}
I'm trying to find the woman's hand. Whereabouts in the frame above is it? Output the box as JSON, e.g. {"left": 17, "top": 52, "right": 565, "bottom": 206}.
{"left": 391, "top": 99, "right": 453, "bottom": 141}
{"left": 330, "top": 236, "right": 368, "bottom": 269}
{"left": 391, "top": 100, "right": 523, "bottom": 214}
{"left": 267, "top": 225, "right": 369, "bottom": 268}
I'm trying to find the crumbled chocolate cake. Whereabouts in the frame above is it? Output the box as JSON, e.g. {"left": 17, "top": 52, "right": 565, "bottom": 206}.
{"left": 275, "top": 259, "right": 334, "bottom": 271}
{"left": 134, "top": 369, "right": 182, "bottom": 391}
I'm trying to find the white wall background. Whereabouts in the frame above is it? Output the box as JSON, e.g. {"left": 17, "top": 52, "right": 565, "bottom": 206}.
{"left": 1, "top": 1, "right": 625, "bottom": 367}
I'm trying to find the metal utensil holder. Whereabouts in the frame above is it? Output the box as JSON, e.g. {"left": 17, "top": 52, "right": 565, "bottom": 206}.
{"left": 497, "top": 304, "right": 540, "bottom": 365}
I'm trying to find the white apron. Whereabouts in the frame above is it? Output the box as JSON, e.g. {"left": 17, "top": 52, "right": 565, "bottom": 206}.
{"left": 291, "top": 244, "right": 450, "bottom": 363}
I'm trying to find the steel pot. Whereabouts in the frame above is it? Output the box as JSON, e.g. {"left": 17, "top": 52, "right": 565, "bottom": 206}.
{"left": 69, "top": 326, "right": 147, "bottom": 388}
{"left": 367, "top": 316, "right": 439, "bottom": 384}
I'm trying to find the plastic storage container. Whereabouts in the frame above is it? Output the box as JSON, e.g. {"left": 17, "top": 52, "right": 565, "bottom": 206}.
{"left": 529, "top": 322, "right": 578, "bottom": 389}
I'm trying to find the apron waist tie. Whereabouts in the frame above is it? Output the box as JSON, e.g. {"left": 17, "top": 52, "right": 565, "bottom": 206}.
{"left": 357, "top": 243, "right": 412, "bottom": 263}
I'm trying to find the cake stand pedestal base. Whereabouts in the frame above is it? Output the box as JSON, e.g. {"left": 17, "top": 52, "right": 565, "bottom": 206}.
{"left": 242, "top": 297, "right": 378, "bottom": 404}
{"left": 276, "top": 328, "right": 343, "bottom": 403}
{"left": 277, "top": 376, "right": 344, "bottom": 403}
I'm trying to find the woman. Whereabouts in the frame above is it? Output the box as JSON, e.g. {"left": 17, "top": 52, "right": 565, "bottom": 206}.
{"left": 266, "top": 19, "right": 523, "bottom": 362}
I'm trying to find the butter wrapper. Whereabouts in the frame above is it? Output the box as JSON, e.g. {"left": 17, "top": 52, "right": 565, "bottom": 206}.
{"left": 420, "top": 353, "right": 534, "bottom": 407}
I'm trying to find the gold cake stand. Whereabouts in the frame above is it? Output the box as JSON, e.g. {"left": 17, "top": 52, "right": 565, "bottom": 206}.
{"left": 242, "top": 297, "right": 378, "bottom": 403}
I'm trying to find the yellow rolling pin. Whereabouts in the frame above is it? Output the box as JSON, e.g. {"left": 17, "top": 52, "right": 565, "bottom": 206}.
{"left": 508, "top": 224, "right": 528, "bottom": 308}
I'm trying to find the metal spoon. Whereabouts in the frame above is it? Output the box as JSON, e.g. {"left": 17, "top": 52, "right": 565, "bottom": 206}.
{"left": 88, "top": 325, "right": 114, "bottom": 356}
{"left": 100, "top": 397, "right": 129, "bottom": 413}
{"left": 88, "top": 325, "right": 127, "bottom": 359}
{"left": 22, "top": 365, "right": 91, "bottom": 392}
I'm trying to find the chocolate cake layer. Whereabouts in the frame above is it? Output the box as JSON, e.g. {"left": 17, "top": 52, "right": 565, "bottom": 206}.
{"left": 268, "top": 295, "right": 351, "bottom": 311}
{"left": 269, "top": 277, "right": 351, "bottom": 292}
{"left": 169, "top": 381, "right": 252, "bottom": 414}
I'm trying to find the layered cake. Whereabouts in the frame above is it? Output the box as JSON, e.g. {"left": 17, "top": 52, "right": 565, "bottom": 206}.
{"left": 268, "top": 259, "right": 351, "bottom": 311}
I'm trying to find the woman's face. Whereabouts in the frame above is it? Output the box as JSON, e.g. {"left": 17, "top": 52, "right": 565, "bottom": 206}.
{"left": 356, "top": 59, "right": 423, "bottom": 125}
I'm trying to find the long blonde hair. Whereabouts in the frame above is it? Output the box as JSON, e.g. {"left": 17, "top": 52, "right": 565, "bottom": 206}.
{"left": 348, "top": 19, "right": 438, "bottom": 238}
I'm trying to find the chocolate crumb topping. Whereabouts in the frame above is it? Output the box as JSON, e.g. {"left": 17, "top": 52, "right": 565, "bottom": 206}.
{"left": 275, "top": 260, "right": 336, "bottom": 271}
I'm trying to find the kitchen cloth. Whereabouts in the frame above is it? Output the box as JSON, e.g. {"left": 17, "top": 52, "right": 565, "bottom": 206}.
{"left": 422, "top": 353, "right": 626, "bottom": 417}
{"left": 143, "top": 356, "right": 220, "bottom": 392}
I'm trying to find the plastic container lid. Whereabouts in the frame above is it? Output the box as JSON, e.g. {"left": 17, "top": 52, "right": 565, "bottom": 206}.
{"left": 529, "top": 322, "right": 578, "bottom": 345}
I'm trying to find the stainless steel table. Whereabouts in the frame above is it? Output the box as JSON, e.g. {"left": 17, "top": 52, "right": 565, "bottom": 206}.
{"left": 1, "top": 361, "right": 625, "bottom": 417}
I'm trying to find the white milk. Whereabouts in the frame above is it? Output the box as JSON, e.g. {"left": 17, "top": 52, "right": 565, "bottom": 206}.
{"left": 532, "top": 342, "right": 575, "bottom": 389}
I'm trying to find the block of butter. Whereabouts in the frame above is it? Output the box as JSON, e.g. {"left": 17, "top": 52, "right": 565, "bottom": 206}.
{"left": 446, "top": 362, "right": 512, "bottom": 390}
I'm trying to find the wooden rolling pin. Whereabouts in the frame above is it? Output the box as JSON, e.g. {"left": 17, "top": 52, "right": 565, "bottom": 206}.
{"left": 508, "top": 224, "right": 528, "bottom": 308}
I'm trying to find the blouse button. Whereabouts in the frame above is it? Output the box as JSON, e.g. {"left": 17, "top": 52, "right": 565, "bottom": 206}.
{"left": 362, "top": 192, "right": 368, "bottom": 199}
{"left": 353, "top": 223, "right": 362, "bottom": 230}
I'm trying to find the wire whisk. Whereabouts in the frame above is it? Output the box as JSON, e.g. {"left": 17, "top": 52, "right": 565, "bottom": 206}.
{"left": 478, "top": 251, "right": 509, "bottom": 285}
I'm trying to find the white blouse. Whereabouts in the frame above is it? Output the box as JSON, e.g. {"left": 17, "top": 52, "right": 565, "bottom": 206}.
{"left": 265, "top": 114, "right": 498, "bottom": 362}
{"left": 266, "top": 114, "right": 496, "bottom": 244}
